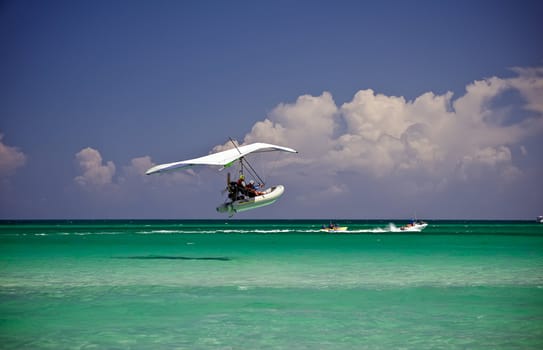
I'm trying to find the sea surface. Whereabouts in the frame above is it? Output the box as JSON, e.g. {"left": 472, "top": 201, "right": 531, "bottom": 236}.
{"left": 1, "top": 220, "right": 542, "bottom": 349}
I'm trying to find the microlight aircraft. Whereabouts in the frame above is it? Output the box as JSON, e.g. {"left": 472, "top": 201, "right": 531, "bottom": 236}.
{"left": 146, "top": 141, "right": 298, "bottom": 215}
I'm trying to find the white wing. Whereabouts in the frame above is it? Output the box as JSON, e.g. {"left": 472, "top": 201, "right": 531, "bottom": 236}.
{"left": 146, "top": 142, "right": 297, "bottom": 175}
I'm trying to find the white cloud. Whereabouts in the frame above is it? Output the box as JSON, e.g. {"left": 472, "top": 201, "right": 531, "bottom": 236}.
{"left": 509, "top": 66, "right": 543, "bottom": 114}
{"left": 74, "top": 149, "right": 197, "bottom": 191}
{"left": 227, "top": 67, "right": 543, "bottom": 195}
{"left": 0, "top": 134, "right": 27, "bottom": 178}
{"left": 74, "top": 147, "right": 116, "bottom": 187}
{"left": 463, "top": 146, "right": 512, "bottom": 167}
{"left": 457, "top": 146, "right": 521, "bottom": 182}
{"left": 122, "top": 156, "right": 154, "bottom": 178}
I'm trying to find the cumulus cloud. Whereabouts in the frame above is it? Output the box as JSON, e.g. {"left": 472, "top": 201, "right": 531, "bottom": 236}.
{"left": 457, "top": 146, "right": 521, "bottom": 182}
{"left": 74, "top": 149, "right": 196, "bottom": 191}
{"left": 74, "top": 147, "right": 116, "bottom": 187}
{"left": 0, "top": 134, "right": 27, "bottom": 178}
{"left": 227, "top": 67, "right": 543, "bottom": 195}
{"left": 122, "top": 156, "right": 154, "bottom": 178}
{"left": 509, "top": 66, "right": 543, "bottom": 114}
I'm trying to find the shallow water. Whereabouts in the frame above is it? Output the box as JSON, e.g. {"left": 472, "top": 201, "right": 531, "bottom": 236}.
{"left": 1, "top": 220, "right": 542, "bottom": 349}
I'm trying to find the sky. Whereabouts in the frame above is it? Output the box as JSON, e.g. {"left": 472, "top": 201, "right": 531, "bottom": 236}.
{"left": 1, "top": 0, "right": 542, "bottom": 219}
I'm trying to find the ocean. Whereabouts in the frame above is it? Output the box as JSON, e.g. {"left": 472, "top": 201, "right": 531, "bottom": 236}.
{"left": 1, "top": 220, "right": 542, "bottom": 349}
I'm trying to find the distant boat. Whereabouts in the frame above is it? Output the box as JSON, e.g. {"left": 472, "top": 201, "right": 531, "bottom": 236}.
{"left": 399, "top": 220, "right": 428, "bottom": 232}
{"left": 537, "top": 216, "right": 543, "bottom": 223}
{"left": 320, "top": 222, "right": 348, "bottom": 232}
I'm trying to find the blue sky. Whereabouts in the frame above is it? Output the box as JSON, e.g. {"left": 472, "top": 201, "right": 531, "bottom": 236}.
{"left": 1, "top": 0, "right": 542, "bottom": 219}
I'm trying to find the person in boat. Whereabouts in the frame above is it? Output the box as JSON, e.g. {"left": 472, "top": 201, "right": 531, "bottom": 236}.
{"left": 246, "top": 180, "right": 264, "bottom": 197}
{"left": 237, "top": 174, "right": 246, "bottom": 187}
{"left": 227, "top": 174, "right": 246, "bottom": 201}
{"left": 235, "top": 174, "right": 252, "bottom": 199}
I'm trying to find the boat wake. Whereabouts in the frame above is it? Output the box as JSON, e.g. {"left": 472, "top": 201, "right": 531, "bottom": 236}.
{"left": 17, "top": 224, "right": 427, "bottom": 236}
{"left": 324, "top": 223, "right": 427, "bottom": 233}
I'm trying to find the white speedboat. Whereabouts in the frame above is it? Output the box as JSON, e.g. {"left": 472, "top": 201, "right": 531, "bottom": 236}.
{"left": 399, "top": 220, "right": 428, "bottom": 232}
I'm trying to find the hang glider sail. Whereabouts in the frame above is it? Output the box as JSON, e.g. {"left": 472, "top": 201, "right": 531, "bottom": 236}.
{"left": 146, "top": 142, "right": 298, "bottom": 215}
{"left": 145, "top": 142, "right": 297, "bottom": 175}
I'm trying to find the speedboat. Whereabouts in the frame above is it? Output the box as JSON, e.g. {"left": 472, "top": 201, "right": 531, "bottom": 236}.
{"left": 320, "top": 223, "right": 348, "bottom": 232}
{"left": 399, "top": 220, "right": 428, "bottom": 232}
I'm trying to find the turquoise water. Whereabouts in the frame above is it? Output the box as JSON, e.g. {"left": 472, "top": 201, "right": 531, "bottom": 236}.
{"left": 1, "top": 220, "right": 542, "bottom": 349}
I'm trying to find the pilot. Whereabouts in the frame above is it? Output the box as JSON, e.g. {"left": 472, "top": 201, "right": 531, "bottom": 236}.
{"left": 235, "top": 174, "right": 248, "bottom": 199}
{"left": 237, "top": 174, "right": 246, "bottom": 187}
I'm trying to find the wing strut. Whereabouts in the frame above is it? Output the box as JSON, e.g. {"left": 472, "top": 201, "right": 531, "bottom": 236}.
{"left": 229, "top": 138, "right": 266, "bottom": 186}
